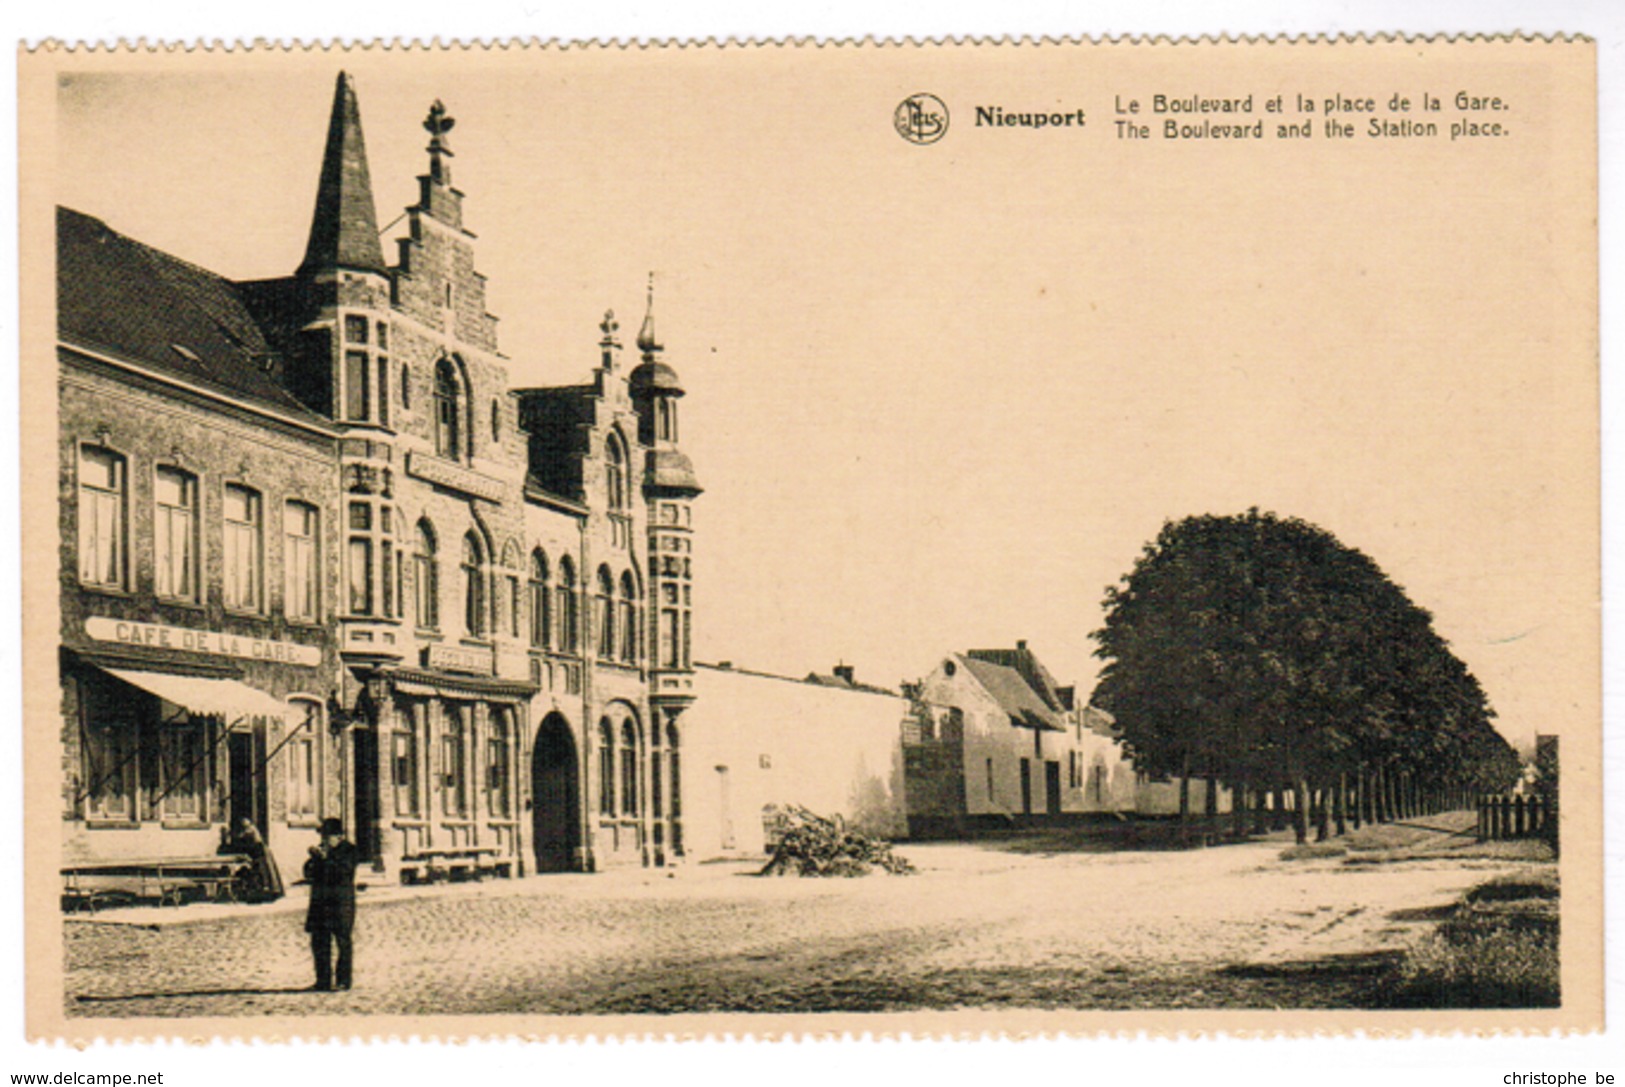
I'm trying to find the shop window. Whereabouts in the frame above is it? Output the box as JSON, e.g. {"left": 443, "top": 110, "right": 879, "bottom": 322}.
{"left": 393, "top": 712, "right": 420, "bottom": 818}
{"left": 442, "top": 707, "right": 467, "bottom": 818}
{"left": 153, "top": 466, "right": 198, "bottom": 601}
{"left": 283, "top": 502, "right": 319, "bottom": 622}
{"left": 80, "top": 678, "right": 136, "bottom": 821}
{"left": 158, "top": 719, "right": 207, "bottom": 822}
{"left": 77, "top": 446, "right": 127, "bottom": 590}
{"left": 223, "top": 484, "right": 263, "bottom": 612}
{"left": 597, "top": 719, "right": 614, "bottom": 816}
{"left": 486, "top": 710, "right": 511, "bottom": 818}
{"left": 415, "top": 520, "right": 439, "bottom": 630}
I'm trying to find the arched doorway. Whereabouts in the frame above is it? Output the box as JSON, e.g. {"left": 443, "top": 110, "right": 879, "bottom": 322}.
{"left": 531, "top": 713, "right": 580, "bottom": 872}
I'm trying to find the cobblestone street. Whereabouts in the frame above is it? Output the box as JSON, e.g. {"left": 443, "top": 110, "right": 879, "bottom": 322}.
{"left": 66, "top": 829, "right": 1531, "bottom": 1017}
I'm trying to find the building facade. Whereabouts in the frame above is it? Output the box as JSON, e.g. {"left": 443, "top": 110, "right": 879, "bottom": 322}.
{"left": 57, "top": 72, "right": 701, "bottom": 881}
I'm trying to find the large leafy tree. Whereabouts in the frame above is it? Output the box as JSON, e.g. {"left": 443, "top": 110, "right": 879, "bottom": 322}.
{"left": 1092, "top": 510, "right": 1514, "bottom": 843}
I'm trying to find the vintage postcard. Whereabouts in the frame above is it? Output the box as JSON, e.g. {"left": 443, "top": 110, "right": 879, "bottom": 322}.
{"left": 17, "top": 36, "right": 1599, "bottom": 1042}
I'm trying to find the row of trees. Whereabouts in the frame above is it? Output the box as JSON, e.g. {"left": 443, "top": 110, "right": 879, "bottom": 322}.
{"left": 1092, "top": 510, "right": 1520, "bottom": 845}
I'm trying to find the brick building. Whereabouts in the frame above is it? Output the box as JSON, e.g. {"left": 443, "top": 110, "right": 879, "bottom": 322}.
{"left": 56, "top": 72, "right": 701, "bottom": 881}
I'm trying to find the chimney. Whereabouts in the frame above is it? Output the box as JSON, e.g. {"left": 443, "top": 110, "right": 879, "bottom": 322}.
{"left": 833, "top": 663, "right": 856, "bottom": 685}
{"left": 716, "top": 660, "right": 733, "bottom": 670}
{"left": 1016, "top": 639, "right": 1028, "bottom": 651}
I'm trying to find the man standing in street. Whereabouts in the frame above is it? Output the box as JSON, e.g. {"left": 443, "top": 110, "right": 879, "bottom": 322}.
{"left": 304, "top": 817, "right": 358, "bottom": 991}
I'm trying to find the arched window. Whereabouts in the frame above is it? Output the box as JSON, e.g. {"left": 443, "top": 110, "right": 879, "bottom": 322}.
{"left": 605, "top": 432, "right": 627, "bottom": 510}
{"left": 491, "top": 400, "right": 502, "bottom": 443}
{"left": 596, "top": 565, "right": 616, "bottom": 660}
{"left": 619, "top": 719, "right": 638, "bottom": 816}
{"left": 434, "top": 358, "right": 462, "bottom": 459}
{"left": 414, "top": 520, "right": 439, "bottom": 630}
{"left": 533, "top": 553, "right": 553, "bottom": 648}
{"left": 501, "top": 541, "right": 522, "bottom": 638}
{"left": 619, "top": 570, "right": 639, "bottom": 664}
{"left": 657, "top": 398, "right": 676, "bottom": 443}
{"left": 597, "top": 719, "right": 615, "bottom": 816}
{"left": 462, "top": 532, "right": 486, "bottom": 637}
{"left": 556, "top": 557, "right": 578, "bottom": 653}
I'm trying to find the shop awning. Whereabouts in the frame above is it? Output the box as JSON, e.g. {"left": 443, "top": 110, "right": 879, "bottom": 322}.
{"left": 100, "top": 667, "right": 290, "bottom": 721}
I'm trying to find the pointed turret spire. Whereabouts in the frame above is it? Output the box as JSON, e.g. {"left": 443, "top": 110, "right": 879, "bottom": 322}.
{"left": 299, "top": 72, "right": 387, "bottom": 277}
{"left": 636, "top": 272, "right": 662, "bottom": 356}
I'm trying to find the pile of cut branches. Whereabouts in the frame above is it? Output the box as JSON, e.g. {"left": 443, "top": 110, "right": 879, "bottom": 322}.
{"left": 758, "top": 806, "right": 915, "bottom": 877}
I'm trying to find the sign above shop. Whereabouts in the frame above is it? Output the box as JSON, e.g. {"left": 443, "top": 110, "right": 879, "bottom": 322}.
{"left": 85, "top": 617, "right": 323, "bottom": 668}
{"left": 426, "top": 643, "right": 494, "bottom": 676}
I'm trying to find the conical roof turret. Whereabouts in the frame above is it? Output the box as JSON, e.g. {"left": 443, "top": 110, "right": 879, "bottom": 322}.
{"left": 299, "top": 72, "right": 387, "bottom": 277}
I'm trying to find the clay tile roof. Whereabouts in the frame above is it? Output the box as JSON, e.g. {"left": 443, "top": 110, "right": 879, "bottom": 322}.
{"left": 57, "top": 207, "right": 321, "bottom": 420}
{"left": 959, "top": 656, "right": 1066, "bottom": 732}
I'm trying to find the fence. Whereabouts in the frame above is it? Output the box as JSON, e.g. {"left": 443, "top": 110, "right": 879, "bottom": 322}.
{"left": 1476, "top": 794, "right": 1555, "bottom": 842}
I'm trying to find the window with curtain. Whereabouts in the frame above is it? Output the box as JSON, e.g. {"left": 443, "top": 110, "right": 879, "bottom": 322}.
{"left": 78, "top": 446, "right": 126, "bottom": 589}
{"left": 223, "top": 484, "right": 263, "bottom": 612}
{"left": 283, "top": 502, "right": 319, "bottom": 622}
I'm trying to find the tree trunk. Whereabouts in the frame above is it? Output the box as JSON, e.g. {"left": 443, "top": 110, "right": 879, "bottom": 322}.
{"left": 1314, "top": 785, "right": 1331, "bottom": 842}
{"left": 1178, "top": 755, "right": 1190, "bottom": 845}
{"left": 1350, "top": 769, "right": 1363, "bottom": 830}
{"left": 1292, "top": 778, "right": 1310, "bottom": 845}
{"left": 1204, "top": 773, "right": 1219, "bottom": 844}
{"left": 1334, "top": 772, "right": 1348, "bottom": 837}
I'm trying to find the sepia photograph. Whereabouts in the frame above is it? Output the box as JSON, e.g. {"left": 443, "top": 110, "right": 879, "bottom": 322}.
{"left": 17, "top": 35, "right": 1600, "bottom": 1040}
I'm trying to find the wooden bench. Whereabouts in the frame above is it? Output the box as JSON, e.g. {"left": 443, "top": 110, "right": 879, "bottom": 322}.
{"left": 398, "top": 846, "right": 510, "bottom": 884}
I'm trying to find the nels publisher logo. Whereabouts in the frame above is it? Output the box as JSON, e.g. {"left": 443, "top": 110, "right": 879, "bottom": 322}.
{"left": 895, "top": 93, "right": 949, "bottom": 145}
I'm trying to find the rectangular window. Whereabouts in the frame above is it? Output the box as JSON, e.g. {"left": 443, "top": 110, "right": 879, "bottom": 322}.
{"left": 344, "top": 350, "right": 370, "bottom": 421}
{"left": 344, "top": 314, "right": 369, "bottom": 344}
{"left": 381, "top": 541, "right": 395, "bottom": 618}
{"left": 986, "top": 758, "right": 995, "bottom": 802}
{"left": 349, "top": 502, "right": 372, "bottom": 531}
{"left": 662, "top": 609, "right": 679, "bottom": 669}
{"left": 392, "top": 725, "right": 419, "bottom": 818}
{"left": 348, "top": 538, "right": 373, "bottom": 615}
{"left": 153, "top": 467, "right": 198, "bottom": 601}
{"left": 375, "top": 321, "right": 388, "bottom": 350}
{"left": 78, "top": 447, "right": 126, "bottom": 589}
{"left": 378, "top": 357, "right": 391, "bottom": 428}
{"left": 223, "top": 485, "right": 262, "bottom": 612}
{"left": 286, "top": 733, "right": 316, "bottom": 819}
{"left": 681, "top": 610, "right": 692, "bottom": 669}
{"left": 158, "top": 720, "right": 207, "bottom": 821}
{"left": 507, "top": 574, "right": 521, "bottom": 638}
{"left": 416, "top": 551, "right": 438, "bottom": 630}
{"left": 283, "top": 502, "right": 319, "bottom": 622}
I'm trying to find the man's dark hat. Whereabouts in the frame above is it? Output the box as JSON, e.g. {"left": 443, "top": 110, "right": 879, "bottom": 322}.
{"left": 318, "top": 817, "right": 344, "bottom": 836}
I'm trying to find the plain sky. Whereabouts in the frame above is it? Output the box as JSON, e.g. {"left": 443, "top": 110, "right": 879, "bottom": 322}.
{"left": 49, "top": 43, "right": 1596, "bottom": 748}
